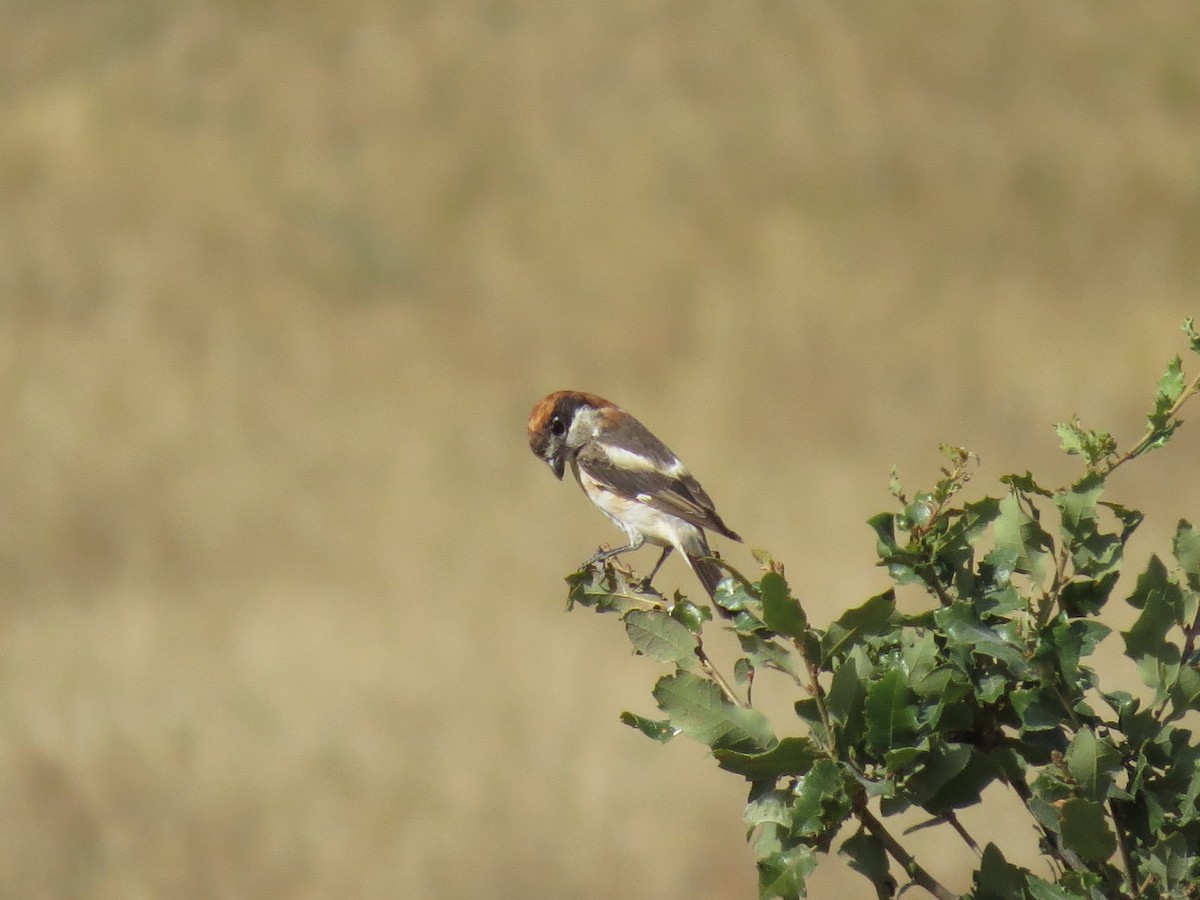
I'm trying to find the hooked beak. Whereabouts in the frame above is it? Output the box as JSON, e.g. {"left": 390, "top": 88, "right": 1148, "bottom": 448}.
{"left": 547, "top": 452, "right": 566, "bottom": 480}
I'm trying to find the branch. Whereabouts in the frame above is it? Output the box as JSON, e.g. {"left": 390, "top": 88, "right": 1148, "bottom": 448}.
{"left": 856, "top": 801, "right": 956, "bottom": 900}
{"left": 1103, "top": 368, "right": 1200, "bottom": 478}
{"left": 695, "top": 642, "right": 747, "bottom": 708}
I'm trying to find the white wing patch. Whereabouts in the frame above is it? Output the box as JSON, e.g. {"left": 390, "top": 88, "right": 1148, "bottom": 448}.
{"left": 602, "top": 443, "right": 688, "bottom": 476}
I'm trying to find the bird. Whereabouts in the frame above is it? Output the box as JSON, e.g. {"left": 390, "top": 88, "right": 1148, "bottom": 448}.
{"left": 527, "top": 390, "right": 742, "bottom": 604}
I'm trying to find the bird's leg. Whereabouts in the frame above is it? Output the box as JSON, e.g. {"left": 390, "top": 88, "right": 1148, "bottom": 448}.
{"left": 636, "top": 547, "right": 673, "bottom": 595}
{"left": 587, "top": 534, "right": 645, "bottom": 566}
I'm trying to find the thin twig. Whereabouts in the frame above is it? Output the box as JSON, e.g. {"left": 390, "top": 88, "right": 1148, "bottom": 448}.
{"left": 695, "top": 643, "right": 747, "bottom": 708}
{"left": 1004, "top": 768, "right": 1096, "bottom": 881}
{"left": 856, "top": 802, "right": 956, "bottom": 900}
{"left": 943, "top": 811, "right": 982, "bottom": 856}
{"left": 1107, "top": 797, "right": 1139, "bottom": 897}
{"left": 1103, "top": 369, "right": 1200, "bottom": 478}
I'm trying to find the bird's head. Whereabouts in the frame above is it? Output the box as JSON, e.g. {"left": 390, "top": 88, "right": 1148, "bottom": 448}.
{"left": 527, "top": 390, "right": 612, "bottom": 480}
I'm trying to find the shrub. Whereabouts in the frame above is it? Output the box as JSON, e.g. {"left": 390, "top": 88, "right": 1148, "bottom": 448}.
{"left": 563, "top": 320, "right": 1200, "bottom": 899}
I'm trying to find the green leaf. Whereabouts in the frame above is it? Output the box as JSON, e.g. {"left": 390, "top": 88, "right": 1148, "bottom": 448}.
{"left": 1047, "top": 619, "right": 1110, "bottom": 689}
{"left": 1151, "top": 356, "right": 1186, "bottom": 422}
{"left": 761, "top": 571, "right": 808, "bottom": 638}
{"left": 1055, "top": 474, "right": 1103, "bottom": 543}
{"left": 827, "top": 651, "right": 869, "bottom": 743}
{"left": 1122, "top": 560, "right": 1184, "bottom": 696}
{"left": 1024, "top": 874, "right": 1087, "bottom": 900}
{"left": 994, "top": 491, "right": 1052, "bottom": 582}
{"left": 670, "top": 598, "right": 712, "bottom": 634}
{"left": 757, "top": 845, "right": 817, "bottom": 900}
{"left": 864, "top": 668, "right": 919, "bottom": 752}
{"left": 1143, "top": 831, "right": 1200, "bottom": 892}
{"left": 1000, "top": 472, "right": 1054, "bottom": 497}
{"left": 1010, "top": 688, "right": 1063, "bottom": 733}
{"left": 1058, "top": 573, "right": 1120, "bottom": 617}
{"left": 1065, "top": 728, "right": 1121, "bottom": 801}
{"left": 1166, "top": 664, "right": 1200, "bottom": 721}
{"left": 821, "top": 591, "right": 897, "bottom": 664}
{"left": 792, "top": 758, "right": 851, "bottom": 837}
{"left": 618, "top": 711, "right": 678, "bottom": 743}
{"left": 1132, "top": 355, "right": 1188, "bottom": 457}
{"left": 935, "top": 604, "right": 1032, "bottom": 677}
{"left": 625, "top": 609, "right": 698, "bottom": 669}
{"left": 1184, "top": 317, "right": 1200, "bottom": 353}
{"left": 565, "top": 564, "right": 637, "bottom": 613}
{"left": 714, "top": 737, "right": 821, "bottom": 779}
{"left": 1055, "top": 417, "right": 1116, "bottom": 468}
{"left": 734, "top": 657, "right": 754, "bottom": 686}
{"left": 868, "top": 512, "right": 899, "bottom": 556}
{"left": 903, "top": 742, "right": 971, "bottom": 804}
{"left": 920, "top": 747, "right": 1002, "bottom": 812}
{"left": 714, "top": 578, "right": 762, "bottom": 630}
{"left": 1174, "top": 519, "right": 1200, "bottom": 593}
{"left": 1059, "top": 798, "right": 1117, "bottom": 863}
{"left": 746, "top": 786, "right": 792, "bottom": 828}
{"left": 653, "top": 671, "right": 775, "bottom": 753}
{"left": 738, "top": 633, "right": 800, "bottom": 680}
{"left": 839, "top": 830, "right": 895, "bottom": 898}
{"left": 971, "top": 843, "right": 1028, "bottom": 899}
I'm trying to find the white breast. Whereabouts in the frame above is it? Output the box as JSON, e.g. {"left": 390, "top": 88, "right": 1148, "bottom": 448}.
{"left": 576, "top": 469, "right": 703, "bottom": 554}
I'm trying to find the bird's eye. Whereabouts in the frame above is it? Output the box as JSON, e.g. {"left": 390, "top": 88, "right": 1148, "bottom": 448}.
{"left": 550, "top": 415, "right": 566, "bottom": 437}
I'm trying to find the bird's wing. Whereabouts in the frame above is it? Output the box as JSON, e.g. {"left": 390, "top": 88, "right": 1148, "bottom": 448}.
{"left": 574, "top": 428, "right": 741, "bottom": 541}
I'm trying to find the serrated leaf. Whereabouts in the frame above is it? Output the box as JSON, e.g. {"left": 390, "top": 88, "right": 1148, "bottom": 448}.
{"left": 1025, "top": 874, "right": 1087, "bottom": 900}
{"left": 1010, "top": 688, "right": 1063, "bottom": 733}
{"left": 922, "top": 746, "right": 1001, "bottom": 812}
{"left": 1184, "top": 317, "right": 1200, "bottom": 353}
{"left": 1001, "top": 471, "right": 1054, "bottom": 497}
{"left": 792, "top": 758, "right": 851, "bottom": 836}
{"left": 714, "top": 736, "right": 821, "bottom": 779}
{"left": 757, "top": 845, "right": 817, "bottom": 900}
{"left": 1144, "top": 831, "right": 1200, "bottom": 890}
{"left": 1174, "top": 519, "right": 1200, "bottom": 593}
{"left": 935, "top": 604, "right": 1032, "bottom": 677}
{"left": 821, "top": 591, "right": 897, "bottom": 664}
{"left": 1122, "top": 563, "right": 1184, "bottom": 696}
{"left": 1055, "top": 475, "right": 1103, "bottom": 543}
{"left": 1065, "top": 728, "right": 1121, "bottom": 801}
{"left": 619, "top": 711, "right": 678, "bottom": 743}
{"left": 972, "top": 843, "right": 1028, "bottom": 899}
{"left": 1059, "top": 798, "right": 1116, "bottom": 862}
{"left": 714, "top": 578, "right": 759, "bottom": 624}
{"left": 868, "top": 512, "right": 899, "bottom": 556}
{"left": 1055, "top": 417, "right": 1117, "bottom": 468}
{"left": 1047, "top": 619, "right": 1110, "bottom": 691}
{"left": 761, "top": 571, "right": 808, "bottom": 638}
{"left": 734, "top": 628, "right": 801, "bottom": 681}
{"left": 994, "top": 491, "right": 1052, "bottom": 582}
{"left": 901, "top": 629, "right": 940, "bottom": 690}
{"left": 625, "top": 609, "right": 698, "bottom": 669}
{"left": 827, "top": 653, "right": 868, "bottom": 742}
{"left": 745, "top": 787, "right": 792, "bottom": 830}
{"left": 864, "top": 668, "right": 919, "bottom": 752}
{"left": 839, "top": 830, "right": 895, "bottom": 898}
{"left": 1153, "top": 356, "right": 1186, "bottom": 420}
{"left": 1166, "top": 664, "right": 1200, "bottom": 721}
{"left": 653, "top": 671, "right": 775, "bottom": 753}
{"left": 738, "top": 633, "right": 800, "bottom": 679}
{"left": 903, "top": 742, "right": 971, "bottom": 803}
{"left": 565, "top": 564, "right": 638, "bottom": 613}
{"left": 670, "top": 598, "right": 712, "bottom": 634}
{"left": 734, "top": 657, "right": 753, "bottom": 686}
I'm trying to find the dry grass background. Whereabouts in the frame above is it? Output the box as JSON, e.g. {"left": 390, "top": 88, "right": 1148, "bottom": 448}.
{"left": 1, "top": 1, "right": 1198, "bottom": 897}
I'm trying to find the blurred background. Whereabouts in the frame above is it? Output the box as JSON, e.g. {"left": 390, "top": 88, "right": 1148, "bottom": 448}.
{"left": 1, "top": 1, "right": 1198, "bottom": 897}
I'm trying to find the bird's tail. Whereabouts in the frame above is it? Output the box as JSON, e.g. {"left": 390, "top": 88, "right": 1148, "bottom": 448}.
{"left": 683, "top": 533, "right": 733, "bottom": 617}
